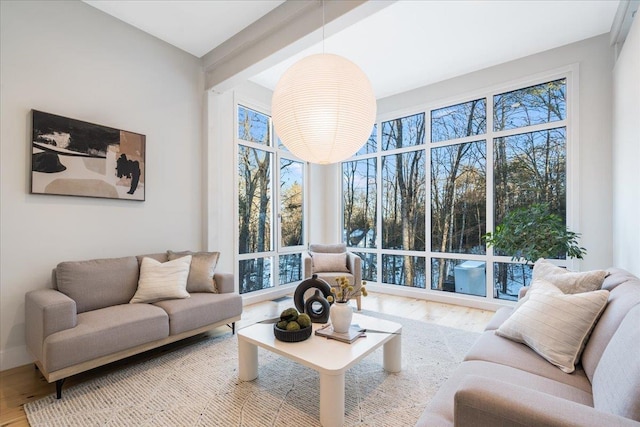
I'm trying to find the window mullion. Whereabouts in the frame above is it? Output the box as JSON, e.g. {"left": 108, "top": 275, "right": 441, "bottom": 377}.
{"left": 486, "top": 94, "right": 496, "bottom": 300}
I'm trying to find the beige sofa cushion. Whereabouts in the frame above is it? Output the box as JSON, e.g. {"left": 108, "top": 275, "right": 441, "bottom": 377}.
{"left": 592, "top": 304, "right": 640, "bottom": 421}
{"left": 496, "top": 280, "right": 609, "bottom": 373}
{"left": 464, "top": 330, "right": 592, "bottom": 392}
{"left": 43, "top": 303, "right": 169, "bottom": 372}
{"left": 56, "top": 256, "right": 139, "bottom": 313}
{"left": 153, "top": 292, "right": 242, "bottom": 335}
{"left": 418, "top": 360, "right": 593, "bottom": 427}
{"left": 136, "top": 252, "right": 168, "bottom": 266}
{"left": 167, "top": 250, "right": 219, "bottom": 293}
{"left": 130, "top": 256, "right": 191, "bottom": 304}
{"left": 582, "top": 279, "right": 640, "bottom": 382}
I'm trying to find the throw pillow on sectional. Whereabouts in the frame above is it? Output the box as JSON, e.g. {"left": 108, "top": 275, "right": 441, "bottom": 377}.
{"left": 496, "top": 279, "right": 609, "bottom": 373}
{"left": 514, "top": 258, "right": 609, "bottom": 311}
{"left": 532, "top": 258, "right": 608, "bottom": 293}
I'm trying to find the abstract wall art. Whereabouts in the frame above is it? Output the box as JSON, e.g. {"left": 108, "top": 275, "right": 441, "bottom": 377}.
{"left": 31, "top": 110, "right": 145, "bottom": 201}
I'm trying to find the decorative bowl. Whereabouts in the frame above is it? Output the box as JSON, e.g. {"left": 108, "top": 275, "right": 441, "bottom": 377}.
{"left": 273, "top": 324, "right": 312, "bottom": 342}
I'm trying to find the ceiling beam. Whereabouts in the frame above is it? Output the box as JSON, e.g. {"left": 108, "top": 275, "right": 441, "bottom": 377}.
{"left": 203, "top": 0, "right": 395, "bottom": 93}
{"left": 610, "top": 0, "right": 639, "bottom": 57}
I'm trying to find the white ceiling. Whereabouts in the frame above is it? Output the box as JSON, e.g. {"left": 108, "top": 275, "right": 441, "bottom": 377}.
{"left": 84, "top": 0, "right": 619, "bottom": 99}
{"left": 84, "top": 0, "right": 285, "bottom": 58}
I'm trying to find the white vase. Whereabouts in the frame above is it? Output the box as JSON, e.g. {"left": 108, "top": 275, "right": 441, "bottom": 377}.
{"left": 330, "top": 302, "right": 353, "bottom": 333}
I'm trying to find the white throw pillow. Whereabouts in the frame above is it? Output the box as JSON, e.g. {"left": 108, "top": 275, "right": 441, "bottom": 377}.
{"left": 311, "top": 252, "right": 350, "bottom": 273}
{"left": 130, "top": 256, "right": 192, "bottom": 304}
{"left": 496, "top": 279, "right": 609, "bottom": 373}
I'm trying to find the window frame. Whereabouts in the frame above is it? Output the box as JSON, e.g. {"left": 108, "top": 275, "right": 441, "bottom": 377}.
{"left": 234, "top": 96, "right": 309, "bottom": 296}
{"left": 340, "top": 65, "right": 579, "bottom": 306}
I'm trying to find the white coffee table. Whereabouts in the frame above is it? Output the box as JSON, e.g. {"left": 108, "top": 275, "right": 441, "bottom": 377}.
{"left": 237, "top": 313, "right": 402, "bottom": 427}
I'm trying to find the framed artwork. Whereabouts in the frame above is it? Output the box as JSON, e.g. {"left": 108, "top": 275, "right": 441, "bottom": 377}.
{"left": 31, "top": 110, "right": 145, "bottom": 201}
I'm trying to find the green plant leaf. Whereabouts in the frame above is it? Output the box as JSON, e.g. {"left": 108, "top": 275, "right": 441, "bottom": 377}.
{"left": 482, "top": 203, "right": 586, "bottom": 264}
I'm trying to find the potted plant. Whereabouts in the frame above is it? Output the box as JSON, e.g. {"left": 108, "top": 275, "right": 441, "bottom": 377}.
{"left": 483, "top": 203, "right": 586, "bottom": 265}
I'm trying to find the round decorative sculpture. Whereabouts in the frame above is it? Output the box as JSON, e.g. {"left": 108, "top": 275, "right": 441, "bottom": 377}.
{"left": 304, "top": 290, "right": 331, "bottom": 323}
{"left": 294, "top": 274, "right": 332, "bottom": 315}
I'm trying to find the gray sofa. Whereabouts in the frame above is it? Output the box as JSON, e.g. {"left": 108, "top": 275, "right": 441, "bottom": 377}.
{"left": 25, "top": 252, "right": 242, "bottom": 399}
{"left": 417, "top": 267, "right": 640, "bottom": 426}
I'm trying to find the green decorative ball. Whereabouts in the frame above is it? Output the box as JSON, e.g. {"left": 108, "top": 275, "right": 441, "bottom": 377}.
{"left": 280, "top": 307, "right": 299, "bottom": 322}
{"left": 286, "top": 321, "right": 301, "bottom": 331}
{"left": 297, "top": 313, "right": 311, "bottom": 328}
{"left": 276, "top": 320, "right": 288, "bottom": 329}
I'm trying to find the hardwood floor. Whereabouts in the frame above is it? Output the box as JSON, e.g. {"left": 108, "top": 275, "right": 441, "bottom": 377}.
{"left": 0, "top": 292, "right": 494, "bottom": 427}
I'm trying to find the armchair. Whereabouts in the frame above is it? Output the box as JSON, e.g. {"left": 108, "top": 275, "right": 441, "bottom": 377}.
{"left": 302, "top": 243, "right": 363, "bottom": 310}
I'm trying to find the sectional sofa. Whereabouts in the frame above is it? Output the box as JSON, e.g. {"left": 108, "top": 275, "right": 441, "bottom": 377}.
{"left": 417, "top": 264, "right": 640, "bottom": 426}
{"left": 25, "top": 251, "right": 242, "bottom": 398}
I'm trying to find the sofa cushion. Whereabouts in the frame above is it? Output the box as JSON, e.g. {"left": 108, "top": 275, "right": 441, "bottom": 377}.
{"left": 496, "top": 280, "right": 609, "bottom": 373}
{"left": 464, "top": 330, "right": 592, "bottom": 392}
{"left": 418, "top": 360, "right": 593, "bottom": 427}
{"left": 311, "top": 252, "right": 350, "bottom": 273}
{"left": 592, "top": 304, "right": 640, "bottom": 421}
{"left": 56, "top": 256, "right": 139, "bottom": 313}
{"left": 153, "top": 292, "right": 242, "bottom": 335}
{"left": 130, "top": 256, "right": 191, "bottom": 304}
{"left": 167, "top": 250, "right": 219, "bottom": 293}
{"left": 581, "top": 277, "right": 640, "bottom": 382}
{"left": 135, "top": 252, "right": 168, "bottom": 265}
{"left": 602, "top": 268, "right": 638, "bottom": 291}
{"left": 313, "top": 272, "right": 356, "bottom": 290}
{"left": 482, "top": 306, "right": 513, "bottom": 331}
{"left": 43, "top": 303, "right": 169, "bottom": 372}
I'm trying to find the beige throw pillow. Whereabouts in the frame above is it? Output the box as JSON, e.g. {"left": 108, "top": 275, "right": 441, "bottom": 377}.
{"left": 130, "top": 256, "right": 191, "bottom": 304}
{"left": 167, "top": 250, "right": 219, "bottom": 293}
{"left": 496, "top": 279, "right": 609, "bottom": 373}
{"left": 311, "top": 252, "right": 350, "bottom": 273}
{"left": 533, "top": 258, "right": 608, "bottom": 294}
{"left": 515, "top": 259, "right": 609, "bottom": 311}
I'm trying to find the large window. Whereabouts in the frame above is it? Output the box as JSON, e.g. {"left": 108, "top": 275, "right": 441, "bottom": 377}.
{"left": 342, "top": 75, "right": 571, "bottom": 302}
{"left": 237, "top": 104, "right": 305, "bottom": 294}
{"left": 492, "top": 79, "right": 567, "bottom": 300}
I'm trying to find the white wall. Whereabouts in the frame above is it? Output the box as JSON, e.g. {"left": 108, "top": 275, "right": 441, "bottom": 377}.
{"left": 377, "top": 34, "right": 615, "bottom": 272}
{"left": 612, "top": 16, "right": 640, "bottom": 276}
{"left": 0, "top": 1, "right": 204, "bottom": 370}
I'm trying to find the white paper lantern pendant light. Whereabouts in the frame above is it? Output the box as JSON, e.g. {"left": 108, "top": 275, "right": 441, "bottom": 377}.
{"left": 271, "top": 3, "right": 376, "bottom": 165}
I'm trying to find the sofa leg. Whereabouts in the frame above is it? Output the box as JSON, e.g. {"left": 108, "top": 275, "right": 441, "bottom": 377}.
{"left": 56, "top": 379, "right": 65, "bottom": 399}
{"left": 227, "top": 322, "right": 236, "bottom": 334}
{"left": 356, "top": 295, "right": 362, "bottom": 311}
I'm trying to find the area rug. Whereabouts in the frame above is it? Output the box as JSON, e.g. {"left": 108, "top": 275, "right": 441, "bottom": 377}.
{"left": 25, "top": 310, "right": 480, "bottom": 426}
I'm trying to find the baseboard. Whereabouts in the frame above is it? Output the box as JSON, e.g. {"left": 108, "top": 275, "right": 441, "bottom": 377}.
{"left": 0, "top": 344, "right": 33, "bottom": 372}
{"left": 366, "top": 283, "right": 513, "bottom": 312}
{"left": 241, "top": 285, "right": 296, "bottom": 306}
